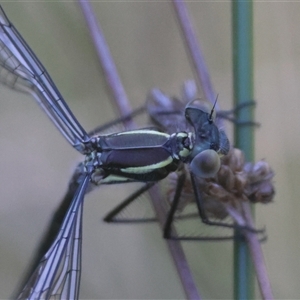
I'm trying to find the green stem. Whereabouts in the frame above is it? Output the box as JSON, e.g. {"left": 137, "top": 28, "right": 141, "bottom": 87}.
{"left": 232, "top": 1, "right": 254, "bottom": 299}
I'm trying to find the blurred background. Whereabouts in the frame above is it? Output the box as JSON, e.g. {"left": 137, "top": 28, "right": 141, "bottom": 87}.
{"left": 0, "top": 1, "right": 298, "bottom": 299}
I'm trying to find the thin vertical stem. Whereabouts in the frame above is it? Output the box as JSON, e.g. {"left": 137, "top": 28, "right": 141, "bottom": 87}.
{"left": 232, "top": 1, "right": 254, "bottom": 299}
{"left": 78, "top": 0, "right": 134, "bottom": 129}
{"left": 172, "top": 0, "right": 215, "bottom": 104}
{"left": 242, "top": 203, "right": 274, "bottom": 299}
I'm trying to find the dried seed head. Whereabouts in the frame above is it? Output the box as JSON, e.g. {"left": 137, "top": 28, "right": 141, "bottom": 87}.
{"left": 166, "top": 147, "right": 275, "bottom": 220}
{"left": 199, "top": 148, "right": 250, "bottom": 207}
{"left": 202, "top": 196, "right": 228, "bottom": 219}
{"left": 166, "top": 171, "right": 229, "bottom": 219}
{"left": 244, "top": 160, "right": 275, "bottom": 204}
{"left": 221, "top": 148, "right": 245, "bottom": 172}
{"left": 211, "top": 148, "right": 275, "bottom": 205}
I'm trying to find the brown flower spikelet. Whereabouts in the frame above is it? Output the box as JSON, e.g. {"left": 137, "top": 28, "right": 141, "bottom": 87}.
{"left": 167, "top": 148, "right": 275, "bottom": 220}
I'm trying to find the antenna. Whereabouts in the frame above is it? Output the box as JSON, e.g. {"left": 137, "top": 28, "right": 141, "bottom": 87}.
{"left": 208, "top": 94, "right": 218, "bottom": 123}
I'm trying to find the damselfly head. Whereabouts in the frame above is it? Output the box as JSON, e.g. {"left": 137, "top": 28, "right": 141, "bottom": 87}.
{"left": 185, "top": 98, "right": 216, "bottom": 122}
{"left": 185, "top": 97, "right": 230, "bottom": 159}
{"left": 185, "top": 101, "right": 220, "bottom": 158}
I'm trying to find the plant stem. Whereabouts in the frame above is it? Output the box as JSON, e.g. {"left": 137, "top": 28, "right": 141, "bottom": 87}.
{"left": 172, "top": 0, "right": 215, "bottom": 104}
{"left": 232, "top": 1, "right": 255, "bottom": 299}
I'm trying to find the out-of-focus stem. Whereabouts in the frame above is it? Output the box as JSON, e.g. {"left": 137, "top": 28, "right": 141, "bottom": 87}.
{"left": 242, "top": 202, "right": 274, "bottom": 299}
{"left": 232, "top": 1, "right": 255, "bottom": 299}
{"left": 172, "top": 0, "right": 215, "bottom": 104}
{"left": 78, "top": 0, "right": 134, "bottom": 129}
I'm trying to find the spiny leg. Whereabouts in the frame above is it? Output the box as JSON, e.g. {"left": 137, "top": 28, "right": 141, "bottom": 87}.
{"left": 163, "top": 173, "right": 186, "bottom": 239}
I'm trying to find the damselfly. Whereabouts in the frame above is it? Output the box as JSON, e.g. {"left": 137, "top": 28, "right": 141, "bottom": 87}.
{"left": 0, "top": 7, "right": 231, "bottom": 300}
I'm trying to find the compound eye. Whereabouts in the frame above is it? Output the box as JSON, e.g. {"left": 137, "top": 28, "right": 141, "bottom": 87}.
{"left": 190, "top": 149, "right": 221, "bottom": 178}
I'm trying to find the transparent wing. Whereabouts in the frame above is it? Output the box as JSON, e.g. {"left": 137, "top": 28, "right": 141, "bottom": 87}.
{"left": 104, "top": 182, "right": 158, "bottom": 223}
{"left": 0, "top": 7, "right": 89, "bottom": 148}
{"left": 17, "top": 174, "right": 90, "bottom": 300}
